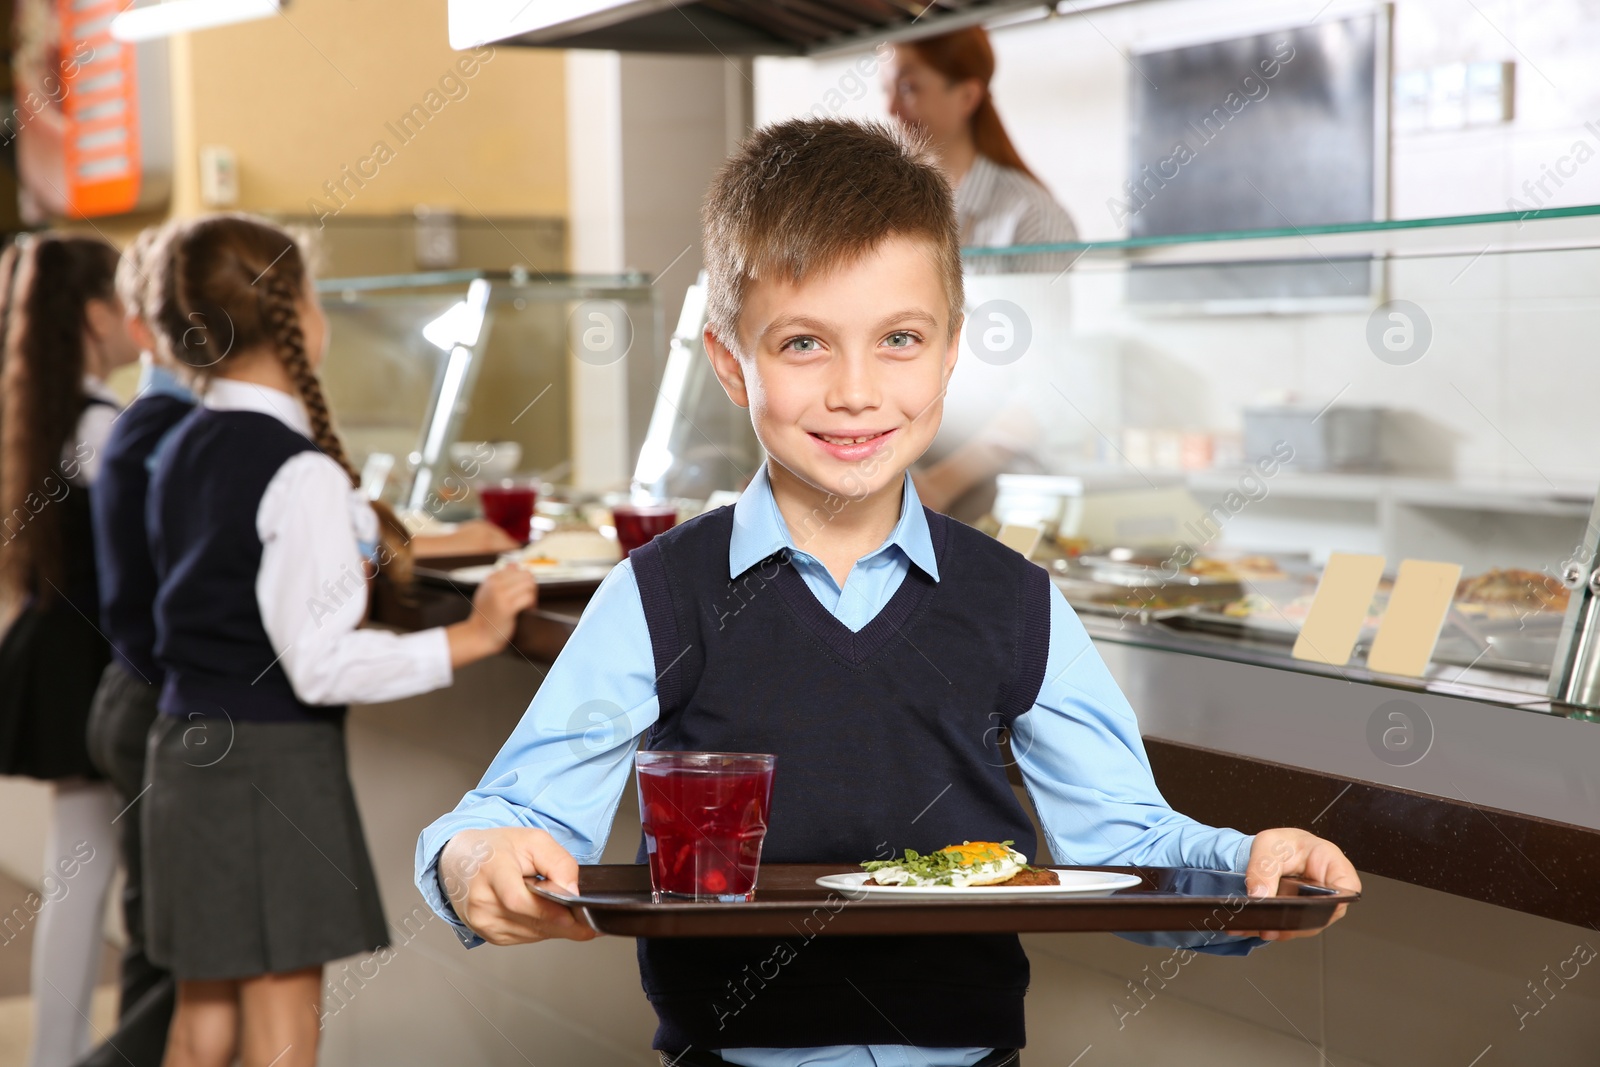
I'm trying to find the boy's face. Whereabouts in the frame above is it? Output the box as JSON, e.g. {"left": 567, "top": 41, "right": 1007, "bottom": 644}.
{"left": 706, "top": 235, "right": 959, "bottom": 504}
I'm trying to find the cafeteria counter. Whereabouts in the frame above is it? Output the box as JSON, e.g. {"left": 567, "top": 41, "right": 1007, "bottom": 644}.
{"left": 374, "top": 569, "right": 1600, "bottom": 930}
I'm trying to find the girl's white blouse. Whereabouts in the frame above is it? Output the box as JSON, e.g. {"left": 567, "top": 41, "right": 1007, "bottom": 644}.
{"left": 201, "top": 377, "right": 453, "bottom": 707}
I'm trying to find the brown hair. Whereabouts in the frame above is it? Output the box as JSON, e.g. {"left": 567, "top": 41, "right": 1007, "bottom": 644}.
{"left": 0, "top": 234, "right": 121, "bottom": 603}
{"left": 701, "top": 117, "right": 963, "bottom": 349}
{"left": 153, "top": 213, "right": 413, "bottom": 586}
{"left": 115, "top": 224, "right": 164, "bottom": 318}
{"left": 904, "top": 27, "right": 1037, "bottom": 180}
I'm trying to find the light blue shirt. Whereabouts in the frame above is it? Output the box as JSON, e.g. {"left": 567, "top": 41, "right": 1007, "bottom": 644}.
{"left": 415, "top": 465, "right": 1256, "bottom": 1067}
{"left": 136, "top": 360, "right": 194, "bottom": 402}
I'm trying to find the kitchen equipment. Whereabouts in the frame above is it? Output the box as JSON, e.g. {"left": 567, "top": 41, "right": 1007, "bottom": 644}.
{"left": 1243, "top": 405, "right": 1384, "bottom": 471}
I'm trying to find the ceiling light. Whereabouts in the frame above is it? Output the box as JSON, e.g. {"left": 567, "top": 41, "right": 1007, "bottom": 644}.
{"left": 111, "top": 0, "right": 284, "bottom": 43}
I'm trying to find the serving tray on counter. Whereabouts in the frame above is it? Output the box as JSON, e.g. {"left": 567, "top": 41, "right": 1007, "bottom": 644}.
{"left": 526, "top": 863, "right": 1357, "bottom": 938}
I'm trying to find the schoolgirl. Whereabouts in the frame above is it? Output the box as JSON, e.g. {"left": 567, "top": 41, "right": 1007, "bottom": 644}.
{"left": 142, "top": 213, "right": 536, "bottom": 1067}
{"left": 81, "top": 221, "right": 194, "bottom": 1067}
{"left": 0, "top": 234, "right": 141, "bottom": 1067}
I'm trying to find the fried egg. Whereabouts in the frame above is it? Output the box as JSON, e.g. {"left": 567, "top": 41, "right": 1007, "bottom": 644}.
{"left": 868, "top": 841, "right": 1027, "bottom": 888}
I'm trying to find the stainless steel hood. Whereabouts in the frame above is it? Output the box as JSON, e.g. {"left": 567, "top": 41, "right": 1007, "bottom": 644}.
{"left": 449, "top": 0, "right": 1077, "bottom": 56}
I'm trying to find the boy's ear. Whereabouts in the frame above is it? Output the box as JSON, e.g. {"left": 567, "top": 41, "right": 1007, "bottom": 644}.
{"left": 942, "top": 313, "right": 963, "bottom": 382}
{"left": 704, "top": 325, "right": 751, "bottom": 409}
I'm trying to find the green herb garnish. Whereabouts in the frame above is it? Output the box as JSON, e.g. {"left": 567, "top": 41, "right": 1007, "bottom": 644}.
{"left": 862, "top": 840, "right": 1022, "bottom": 881}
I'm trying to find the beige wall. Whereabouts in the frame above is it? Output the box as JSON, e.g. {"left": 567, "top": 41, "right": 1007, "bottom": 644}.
{"left": 167, "top": 0, "right": 566, "bottom": 221}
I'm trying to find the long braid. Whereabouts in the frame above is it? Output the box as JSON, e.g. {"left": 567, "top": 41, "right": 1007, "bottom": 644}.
{"left": 258, "top": 272, "right": 357, "bottom": 485}
{"left": 154, "top": 214, "right": 415, "bottom": 591}
{"left": 259, "top": 254, "right": 415, "bottom": 589}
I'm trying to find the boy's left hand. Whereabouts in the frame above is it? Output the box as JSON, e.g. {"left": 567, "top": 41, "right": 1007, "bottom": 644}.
{"left": 1238, "top": 828, "right": 1362, "bottom": 941}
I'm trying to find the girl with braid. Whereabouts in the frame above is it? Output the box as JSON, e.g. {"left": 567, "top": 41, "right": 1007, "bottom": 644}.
{"left": 141, "top": 214, "right": 536, "bottom": 1067}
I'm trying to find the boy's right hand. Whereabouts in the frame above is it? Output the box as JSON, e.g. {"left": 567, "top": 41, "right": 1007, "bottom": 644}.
{"left": 439, "top": 827, "right": 598, "bottom": 945}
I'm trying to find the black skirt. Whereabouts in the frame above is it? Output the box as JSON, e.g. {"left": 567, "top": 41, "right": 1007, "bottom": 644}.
{"left": 0, "top": 598, "right": 110, "bottom": 780}
{"left": 143, "top": 715, "right": 390, "bottom": 981}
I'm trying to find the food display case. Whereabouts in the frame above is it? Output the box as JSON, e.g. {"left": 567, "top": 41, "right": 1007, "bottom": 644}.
{"left": 945, "top": 204, "right": 1600, "bottom": 715}
{"left": 314, "top": 268, "right": 664, "bottom": 518}
{"left": 618, "top": 206, "right": 1600, "bottom": 930}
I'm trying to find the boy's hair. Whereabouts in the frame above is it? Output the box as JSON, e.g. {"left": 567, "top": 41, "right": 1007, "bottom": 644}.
{"left": 701, "top": 118, "right": 963, "bottom": 351}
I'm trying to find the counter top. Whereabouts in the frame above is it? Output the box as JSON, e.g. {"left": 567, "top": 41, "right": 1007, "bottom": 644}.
{"left": 373, "top": 562, "right": 1600, "bottom": 930}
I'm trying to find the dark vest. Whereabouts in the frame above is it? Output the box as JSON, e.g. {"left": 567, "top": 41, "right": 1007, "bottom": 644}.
{"left": 92, "top": 392, "right": 194, "bottom": 686}
{"left": 149, "top": 408, "right": 342, "bottom": 723}
{"left": 630, "top": 505, "right": 1051, "bottom": 1051}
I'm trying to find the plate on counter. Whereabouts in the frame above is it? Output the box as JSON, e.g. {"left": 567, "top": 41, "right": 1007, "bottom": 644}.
{"left": 814, "top": 870, "right": 1143, "bottom": 897}
{"left": 447, "top": 561, "right": 617, "bottom": 586}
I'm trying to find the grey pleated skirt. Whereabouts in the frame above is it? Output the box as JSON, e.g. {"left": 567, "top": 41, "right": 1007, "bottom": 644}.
{"left": 143, "top": 714, "right": 390, "bottom": 981}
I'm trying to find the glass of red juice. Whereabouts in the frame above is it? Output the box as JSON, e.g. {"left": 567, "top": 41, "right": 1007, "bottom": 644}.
{"left": 478, "top": 478, "right": 538, "bottom": 542}
{"left": 635, "top": 751, "right": 776, "bottom": 902}
{"left": 613, "top": 502, "right": 677, "bottom": 557}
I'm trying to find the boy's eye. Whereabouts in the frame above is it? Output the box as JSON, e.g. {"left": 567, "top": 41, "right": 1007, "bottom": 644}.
{"left": 783, "top": 336, "right": 821, "bottom": 353}
{"left": 883, "top": 331, "right": 920, "bottom": 349}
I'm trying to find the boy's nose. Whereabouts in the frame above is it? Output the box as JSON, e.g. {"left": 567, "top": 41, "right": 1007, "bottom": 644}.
{"left": 824, "top": 352, "right": 882, "bottom": 413}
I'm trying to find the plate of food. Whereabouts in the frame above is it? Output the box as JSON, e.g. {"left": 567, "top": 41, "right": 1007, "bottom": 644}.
{"left": 815, "top": 841, "right": 1143, "bottom": 897}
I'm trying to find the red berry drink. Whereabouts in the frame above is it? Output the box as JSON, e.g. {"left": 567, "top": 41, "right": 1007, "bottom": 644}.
{"left": 635, "top": 751, "right": 776, "bottom": 902}
{"left": 613, "top": 503, "right": 677, "bottom": 557}
{"left": 479, "top": 479, "right": 538, "bottom": 542}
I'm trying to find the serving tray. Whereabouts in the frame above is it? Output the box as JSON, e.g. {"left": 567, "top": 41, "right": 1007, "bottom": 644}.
{"left": 526, "top": 863, "right": 1358, "bottom": 938}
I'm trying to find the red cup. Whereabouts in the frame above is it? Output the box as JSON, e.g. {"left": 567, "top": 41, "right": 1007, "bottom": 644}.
{"left": 635, "top": 750, "right": 776, "bottom": 902}
{"left": 478, "top": 479, "right": 538, "bottom": 542}
{"left": 613, "top": 502, "right": 677, "bottom": 556}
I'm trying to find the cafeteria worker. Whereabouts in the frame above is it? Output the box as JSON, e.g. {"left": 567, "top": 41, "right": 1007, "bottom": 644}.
{"left": 887, "top": 26, "right": 1079, "bottom": 519}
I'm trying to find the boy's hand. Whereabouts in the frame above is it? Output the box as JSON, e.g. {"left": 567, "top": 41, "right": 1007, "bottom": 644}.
{"left": 1238, "top": 828, "right": 1361, "bottom": 941}
{"left": 439, "top": 827, "right": 598, "bottom": 945}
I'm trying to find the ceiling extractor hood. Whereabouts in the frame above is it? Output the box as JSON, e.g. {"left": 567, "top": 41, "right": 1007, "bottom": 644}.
{"left": 447, "top": 0, "right": 1095, "bottom": 56}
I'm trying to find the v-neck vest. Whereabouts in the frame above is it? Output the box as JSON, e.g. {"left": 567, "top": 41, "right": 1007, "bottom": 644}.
{"left": 629, "top": 504, "right": 1051, "bottom": 1051}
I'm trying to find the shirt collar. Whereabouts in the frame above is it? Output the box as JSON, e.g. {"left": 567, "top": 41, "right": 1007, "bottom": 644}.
{"left": 201, "top": 378, "right": 312, "bottom": 438}
{"left": 82, "top": 375, "right": 118, "bottom": 406}
{"left": 136, "top": 358, "right": 196, "bottom": 402}
{"left": 728, "top": 463, "right": 940, "bottom": 582}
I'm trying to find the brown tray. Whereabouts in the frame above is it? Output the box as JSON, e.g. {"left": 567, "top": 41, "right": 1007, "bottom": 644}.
{"left": 528, "top": 863, "right": 1357, "bottom": 938}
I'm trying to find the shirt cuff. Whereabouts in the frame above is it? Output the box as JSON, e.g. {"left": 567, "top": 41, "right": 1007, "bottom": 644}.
{"left": 1231, "top": 834, "right": 1255, "bottom": 874}
{"left": 414, "top": 818, "right": 503, "bottom": 949}
{"left": 414, "top": 626, "right": 455, "bottom": 691}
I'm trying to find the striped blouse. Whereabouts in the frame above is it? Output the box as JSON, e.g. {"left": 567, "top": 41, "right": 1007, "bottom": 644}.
{"left": 956, "top": 153, "right": 1080, "bottom": 275}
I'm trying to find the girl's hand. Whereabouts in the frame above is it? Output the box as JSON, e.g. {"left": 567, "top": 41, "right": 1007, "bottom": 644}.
{"left": 447, "top": 565, "right": 537, "bottom": 666}
{"left": 439, "top": 827, "right": 599, "bottom": 945}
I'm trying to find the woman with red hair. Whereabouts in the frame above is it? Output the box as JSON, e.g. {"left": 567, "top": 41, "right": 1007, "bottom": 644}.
{"left": 886, "top": 25, "right": 1078, "bottom": 273}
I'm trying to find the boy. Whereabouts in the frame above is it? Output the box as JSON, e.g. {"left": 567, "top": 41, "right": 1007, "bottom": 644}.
{"left": 415, "top": 119, "right": 1359, "bottom": 1065}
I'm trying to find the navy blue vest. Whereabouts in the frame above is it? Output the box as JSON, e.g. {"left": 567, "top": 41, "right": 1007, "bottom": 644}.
{"left": 148, "top": 408, "right": 341, "bottom": 723}
{"left": 630, "top": 505, "right": 1050, "bottom": 1051}
{"left": 91, "top": 392, "right": 194, "bottom": 685}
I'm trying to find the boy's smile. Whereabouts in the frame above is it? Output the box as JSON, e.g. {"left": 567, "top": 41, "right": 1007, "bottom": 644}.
{"left": 705, "top": 235, "right": 960, "bottom": 510}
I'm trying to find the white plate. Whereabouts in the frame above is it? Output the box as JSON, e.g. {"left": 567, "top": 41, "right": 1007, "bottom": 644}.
{"left": 814, "top": 870, "right": 1143, "bottom": 898}
{"left": 447, "top": 562, "right": 616, "bottom": 585}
